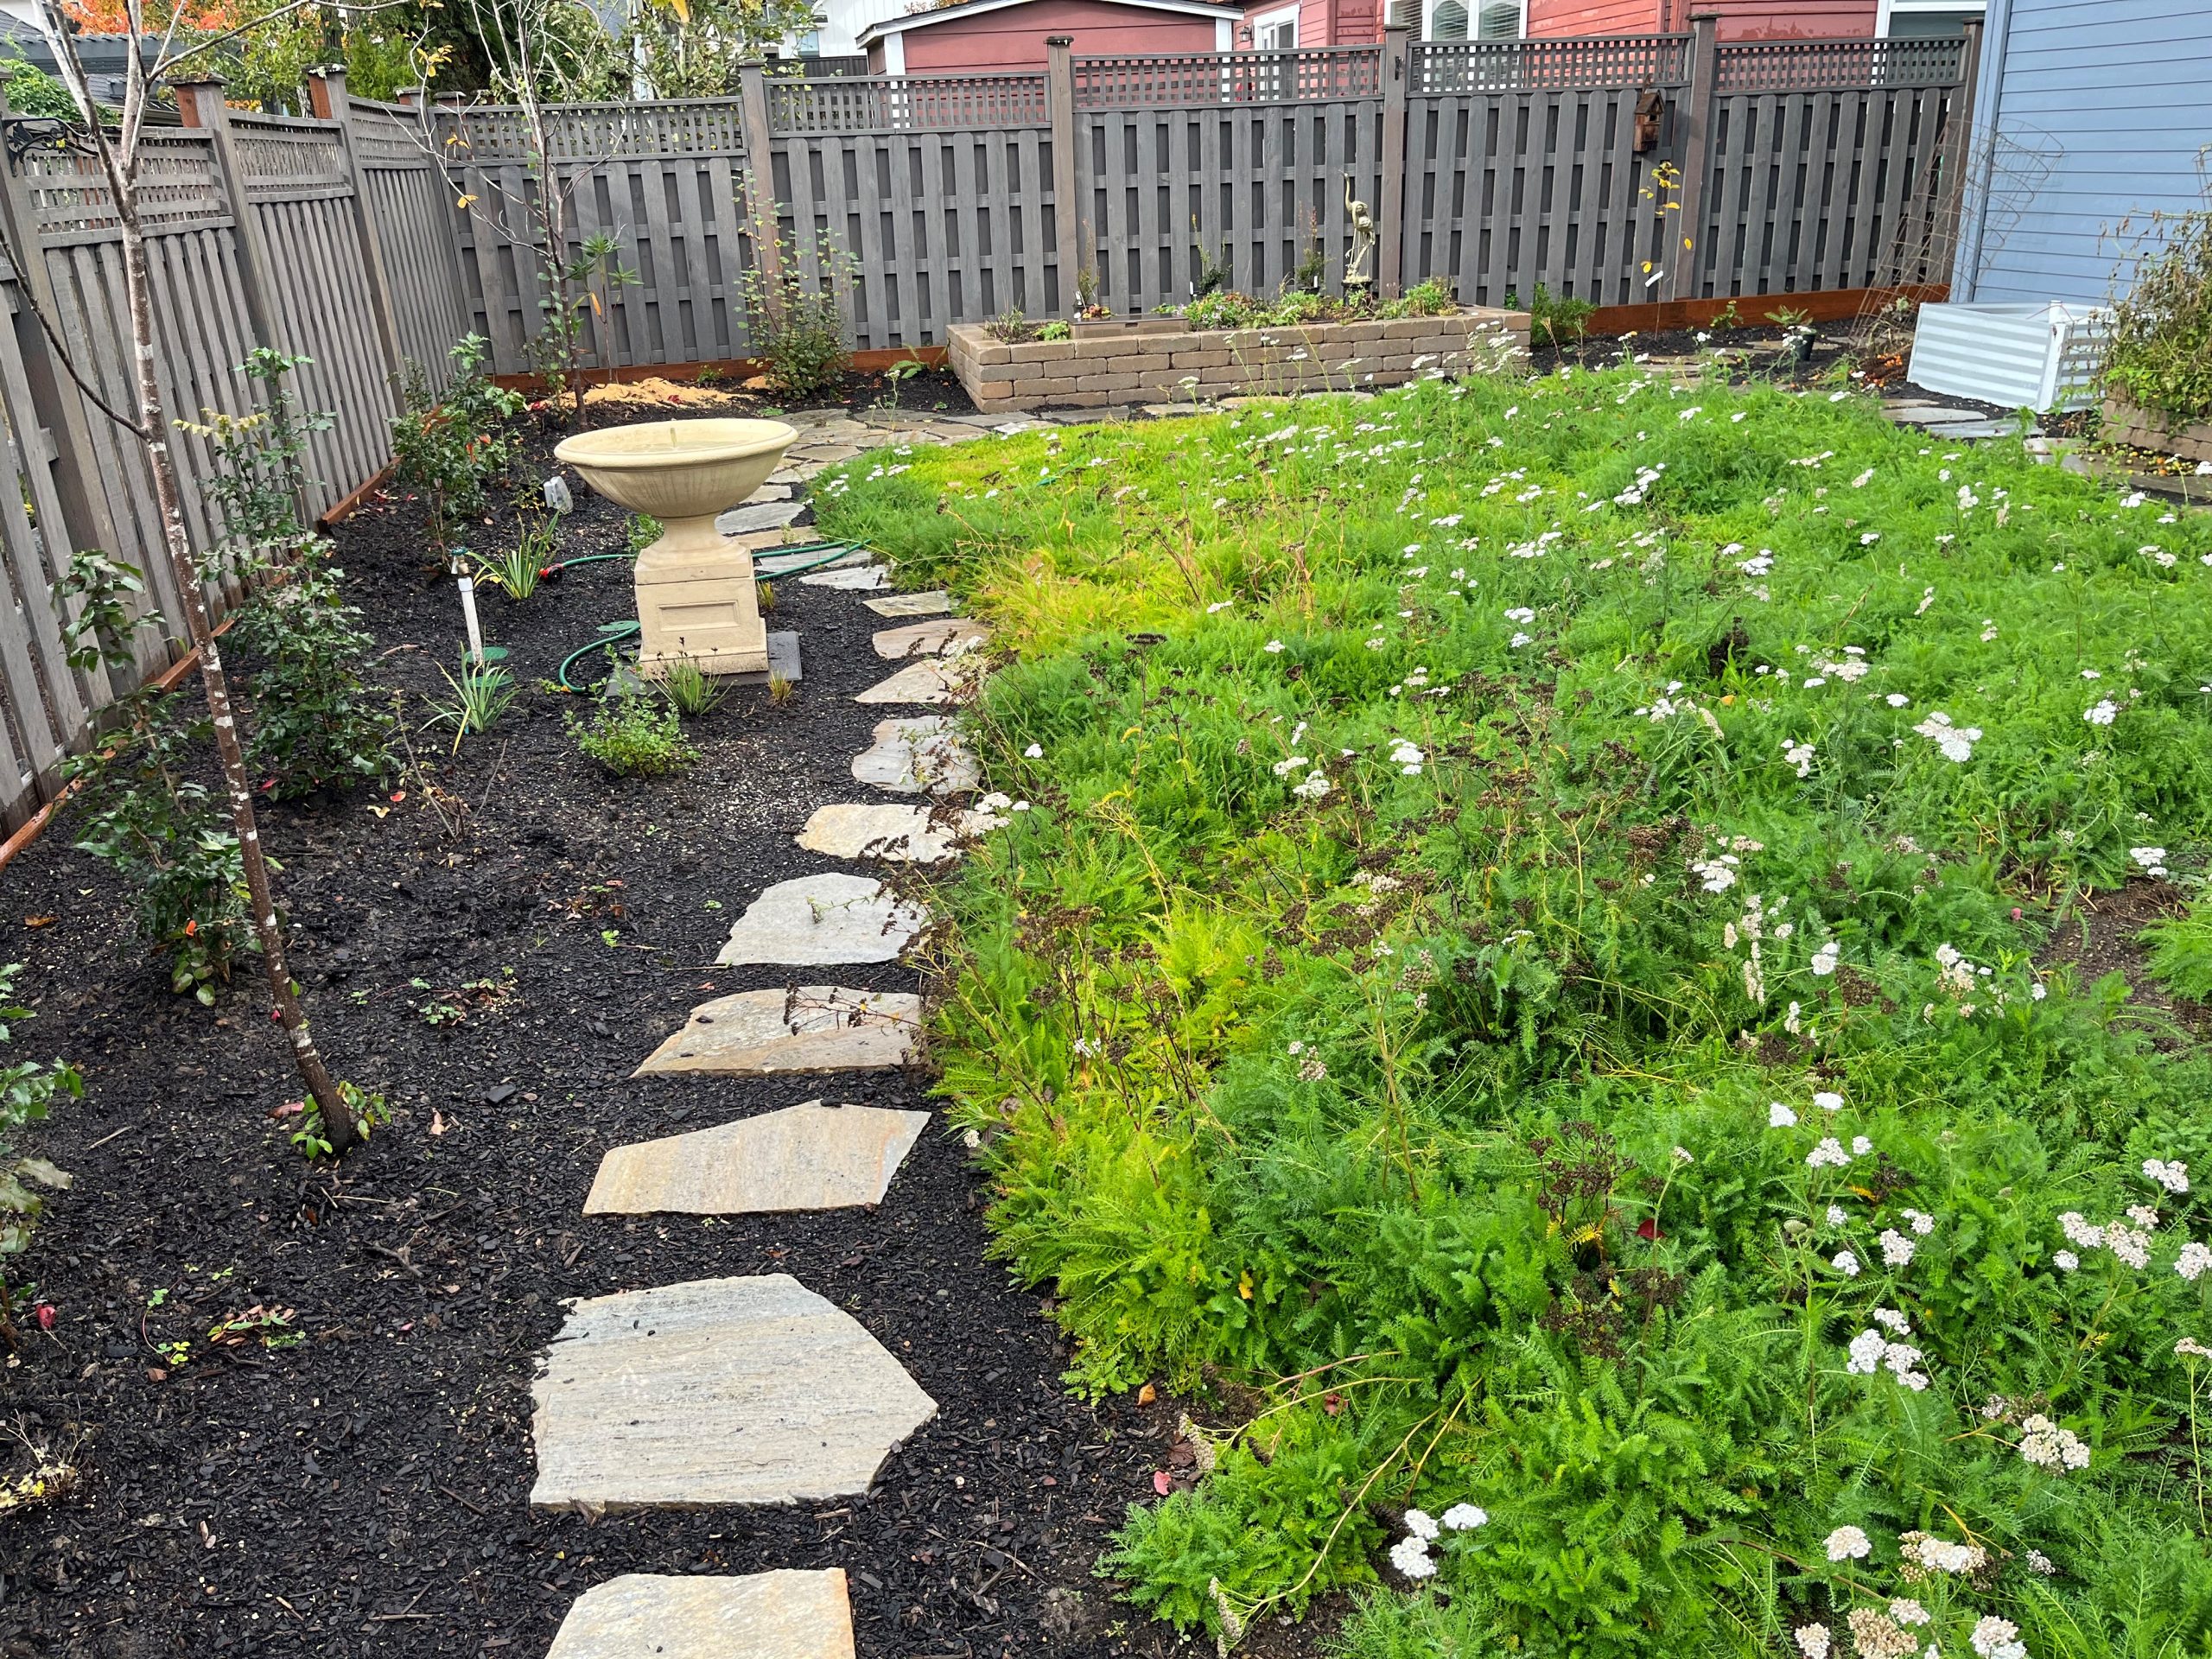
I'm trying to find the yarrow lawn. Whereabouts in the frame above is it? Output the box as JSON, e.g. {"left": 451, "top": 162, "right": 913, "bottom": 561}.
{"left": 820, "top": 365, "right": 2212, "bottom": 1659}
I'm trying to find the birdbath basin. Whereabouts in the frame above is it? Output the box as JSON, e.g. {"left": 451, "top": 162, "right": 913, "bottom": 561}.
{"left": 554, "top": 418, "right": 798, "bottom": 678}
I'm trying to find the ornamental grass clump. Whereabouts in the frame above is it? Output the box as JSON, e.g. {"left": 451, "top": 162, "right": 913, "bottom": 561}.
{"left": 822, "top": 366, "right": 2212, "bottom": 1659}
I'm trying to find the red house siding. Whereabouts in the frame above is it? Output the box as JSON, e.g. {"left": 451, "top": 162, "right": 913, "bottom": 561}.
{"left": 1527, "top": 0, "right": 1878, "bottom": 35}
{"left": 1240, "top": 0, "right": 1383, "bottom": 48}
{"left": 870, "top": 0, "right": 1225, "bottom": 73}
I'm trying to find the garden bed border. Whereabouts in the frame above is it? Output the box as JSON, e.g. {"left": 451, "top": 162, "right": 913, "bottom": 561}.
{"left": 946, "top": 308, "right": 1535, "bottom": 413}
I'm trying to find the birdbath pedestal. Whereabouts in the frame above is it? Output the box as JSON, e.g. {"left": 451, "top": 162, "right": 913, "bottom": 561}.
{"left": 553, "top": 418, "right": 798, "bottom": 678}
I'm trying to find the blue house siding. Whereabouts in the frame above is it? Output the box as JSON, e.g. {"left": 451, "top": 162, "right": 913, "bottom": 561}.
{"left": 1954, "top": 0, "right": 2212, "bottom": 303}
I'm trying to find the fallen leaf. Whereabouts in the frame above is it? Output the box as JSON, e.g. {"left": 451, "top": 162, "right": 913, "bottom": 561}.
{"left": 429, "top": 1110, "right": 448, "bottom": 1136}
{"left": 1152, "top": 1471, "right": 1172, "bottom": 1496}
{"left": 1136, "top": 1382, "right": 1156, "bottom": 1406}
{"left": 22, "top": 915, "right": 54, "bottom": 928}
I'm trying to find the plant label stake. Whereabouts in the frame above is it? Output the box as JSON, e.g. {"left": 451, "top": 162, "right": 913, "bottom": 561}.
{"left": 452, "top": 552, "right": 487, "bottom": 667}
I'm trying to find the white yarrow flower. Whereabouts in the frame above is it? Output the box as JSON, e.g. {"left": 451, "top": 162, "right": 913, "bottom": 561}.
{"left": 1825, "top": 1524, "right": 1872, "bottom": 1561}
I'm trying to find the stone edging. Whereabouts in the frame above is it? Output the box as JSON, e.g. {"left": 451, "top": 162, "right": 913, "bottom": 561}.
{"left": 948, "top": 308, "right": 1533, "bottom": 414}
{"left": 2102, "top": 397, "right": 2212, "bottom": 465}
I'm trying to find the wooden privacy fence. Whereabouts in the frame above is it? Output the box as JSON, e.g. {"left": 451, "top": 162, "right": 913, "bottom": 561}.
{"left": 0, "top": 67, "right": 448, "bottom": 833}
{"left": 0, "top": 30, "right": 1980, "bottom": 833}
{"left": 447, "top": 20, "right": 1978, "bottom": 372}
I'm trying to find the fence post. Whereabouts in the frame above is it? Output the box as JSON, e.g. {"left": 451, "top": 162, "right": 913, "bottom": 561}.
{"left": 0, "top": 84, "right": 124, "bottom": 611}
{"left": 735, "top": 61, "right": 785, "bottom": 292}
{"left": 306, "top": 66, "right": 405, "bottom": 401}
{"left": 173, "top": 79, "right": 283, "bottom": 354}
{"left": 1664, "top": 14, "right": 1719, "bottom": 304}
{"left": 1045, "top": 36, "right": 1082, "bottom": 316}
{"left": 1380, "top": 24, "right": 1409, "bottom": 299}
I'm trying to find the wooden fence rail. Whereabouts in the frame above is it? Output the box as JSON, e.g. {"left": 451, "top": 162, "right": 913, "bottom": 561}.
{"left": 0, "top": 30, "right": 1979, "bottom": 833}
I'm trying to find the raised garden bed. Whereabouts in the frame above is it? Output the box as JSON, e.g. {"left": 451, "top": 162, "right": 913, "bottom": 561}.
{"left": 948, "top": 308, "right": 1531, "bottom": 413}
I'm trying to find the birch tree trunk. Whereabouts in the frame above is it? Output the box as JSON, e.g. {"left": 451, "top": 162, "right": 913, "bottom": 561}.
{"left": 111, "top": 176, "right": 355, "bottom": 1151}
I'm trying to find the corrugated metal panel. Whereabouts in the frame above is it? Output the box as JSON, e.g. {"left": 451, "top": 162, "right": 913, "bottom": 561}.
{"left": 1906, "top": 300, "right": 2104, "bottom": 408}
{"left": 1960, "top": 0, "right": 2212, "bottom": 303}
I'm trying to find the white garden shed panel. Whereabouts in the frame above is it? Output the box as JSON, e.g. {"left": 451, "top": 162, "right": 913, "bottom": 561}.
{"left": 1906, "top": 301, "right": 2105, "bottom": 411}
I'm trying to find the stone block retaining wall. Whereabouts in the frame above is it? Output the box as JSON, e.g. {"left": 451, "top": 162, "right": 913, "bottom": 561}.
{"left": 2102, "top": 398, "right": 2212, "bottom": 467}
{"left": 947, "top": 309, "right": 1533, "bottom": 414}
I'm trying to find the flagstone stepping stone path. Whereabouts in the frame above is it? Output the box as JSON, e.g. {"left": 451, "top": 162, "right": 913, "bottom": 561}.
{"left": 712, "top": 872, "right": 927, "bottom": 966}
{"left": 797, "top": 800, "right": 1001, "bottom": 863}
{"left": 849, "top": 715, "right": 980, "bottom": 794}
{"left": 872, "top": 616, "right": 989, "bottom": 658}
{"left": 798, "top": 563, "right": 890, "bottom": 590}
{"left": 863, "top": 588, "right": 954, "bottom": 618}
{"left": 753, "top": 545, "right": 873, "bottom": 577}
{"left": 633, "top": 986, "right": 921, "bottom": 1076}
{"left": 529, "top": 1275, "right": 938, "bottom": 1512}
{"left": 583, "top": 1101, "right": 929, "bottom": 1217}
{"left": 853, "top": 659, "right": 959, "bottom": 705}
{"left": 544, "top": 1570, "right": 855, "bottom": 1659}
{"left": 533, "top": 429, "right": 1064, "bottom": 1649}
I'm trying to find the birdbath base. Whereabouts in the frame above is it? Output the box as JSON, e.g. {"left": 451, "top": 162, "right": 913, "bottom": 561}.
{"left": 633, "top": 515, "right": 768, "bottom": 679}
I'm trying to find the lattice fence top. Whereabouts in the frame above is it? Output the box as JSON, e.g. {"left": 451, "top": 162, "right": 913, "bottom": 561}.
{"left": 230, "top": 112, "right": 349, "bottom": 194}
{"left": 771, "top": 73, "right": 1049, "bottom": 132}
{"left": 1414, "top": 35, "right": 1691, "bottom": 92}
{"left": 1714, "top": 36, "right": 1966, "bottom": 92}
{"left": 443, "top": 99, "right": 748, "bottom": 162}
{"left": 16, "top": 129, "right": 229, "bottom": 240}
{"left": 1073, "top": 46, "right": 1380, "bottom": 108}
{"left": 348, "top": 101, "right": 437, "bottom": 168}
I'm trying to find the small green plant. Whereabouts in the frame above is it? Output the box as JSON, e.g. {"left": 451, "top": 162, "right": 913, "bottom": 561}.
{"left": 756, "top": 577, "right": 776, "bottom": 613}
{"left": 2103, "top": 208, "right": 2212, "bottom": 424}
{"left": 740, "top": 190, "right": 855, "bottom": 402}
{"left": 627, "top": 512, "right": 663, "bottom": 554}
{"left": 880, "top": 353, "right": 926, "bottom": 407}
{"left": 51, "top": 550, "right": 252, "bottom": 1001}
{"left": 569, "top": 691, "right": 698, "bottom": 777}
{"left": 1185, "top": 289, "right": 1261, "bottom": 331}
{"left": 1074, "top": 265, "right": 1109, "bottom": 320}
{"left": 391, "top": 335, "right": 525, "bottom": 556}
{"left": 423, "top": 661, "right": 519, "bottom": 753}
{"left": 291, "top": 1080, "right": 388, "bottom": 1160}
{"left": 1192, "top": 234, "right": 1231, "bottom": 301}
{"left": 1262, "top": 289, "right": 1331, "bottom": 327}
{"left": 0, "top": 963, "right": 81, "bottom": 1344}
{"left": 1038, "top": 320, "right": 1071, "bottom": 342}
{"left": 1380, "top": 277, "right": 1457, "bottom": 320}
{"left": 1294, "top": 208, "right": 1327, "bottom": 293}
{"left": 2143, "top": 900, "right": 2212, "bottom": 1001}
{"left": 658, "top": 658, "right": 728, "bottom": 718}
{"left": 474, "top": 514, "right": 556, "bottom": 600}
{"left": 987, "top": 308, "right": 1037, "bottom": 345}
{"left": 766, "top": 671, "right": 797, "bottom": 705}
{"left": 1526, "top": 282, "right": 1596, "bottom": 347}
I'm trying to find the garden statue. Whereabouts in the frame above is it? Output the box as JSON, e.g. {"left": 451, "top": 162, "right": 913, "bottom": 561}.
{"left": 1344, "top": 177, "right": 1376, "bottom": 296}
{"left": 554, "top": 418, "right": 798, "bottom": 678}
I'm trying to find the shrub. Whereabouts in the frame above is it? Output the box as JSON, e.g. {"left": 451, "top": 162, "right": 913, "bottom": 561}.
{"left": 1262, "top": 289, "right": 1332, "bottom": 327}
{"left": 741, "top": 215, "right": 855, "bottom": 402}
{"left": 230, "top": 542, "right": 393, "bottom": 798}
{"left": 391, "top": 335, "right": 525, "bottom": 551}
{"left": 1526, "top": 281, "right": 1596, "bottom": 347}
{"left": 1185, "top": 289, "right": 1262, "bottom": 331}
{"left": 1380, "top": 276, "right": 1456, "bottom": 320}
{"left": 2103, "top": 209, "right": 2212, "bottom": 425}
{"left": 51, "top": 551, "right": 252, "bottom": 1003}
{"left": 569, "top": 690, "right": 697, "bottom": 776}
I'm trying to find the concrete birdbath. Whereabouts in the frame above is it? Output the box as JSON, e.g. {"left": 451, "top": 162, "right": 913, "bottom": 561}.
{"left": 554, "top": 418, "right": 798, "bottom": 678}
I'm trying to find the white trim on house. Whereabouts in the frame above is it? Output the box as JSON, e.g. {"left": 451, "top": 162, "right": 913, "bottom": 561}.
{"left": 1249, "top": 2, "right": 1298, "bottom": 47}
{"left": 1216, "top": 16, "right": 1235, "bottom": 47}
{"left": 881, "top": 29, "right": 905, "bottom": 71}
{"left": 1874, "top": 0, "right": 1986, "bottom": 35}
{"left": 857, "top": 0, "right": 1242, "bottom": 42}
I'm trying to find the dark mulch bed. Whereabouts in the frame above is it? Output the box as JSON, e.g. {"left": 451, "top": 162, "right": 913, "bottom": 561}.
{"left": 0, "top": 416, "right": 1311, "bottom": 1658}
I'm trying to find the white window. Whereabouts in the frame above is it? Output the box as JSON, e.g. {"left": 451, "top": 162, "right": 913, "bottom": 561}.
{"left": 1475, "top": 0, "right": 1524, "bottom": 36}
{"left": 1420, "top": 0, "right": 1519, "bottom": 37}
{"left": 1251, "top": 3, "right": 1298, "bottom": 48}
{"left": 1876, "top": 0, "right": 1985, "bottom": 35}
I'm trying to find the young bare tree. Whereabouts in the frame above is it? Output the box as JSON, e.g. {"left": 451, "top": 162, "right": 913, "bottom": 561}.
{"left": 26, "top": 0, "right": 373, "bottom": 1151}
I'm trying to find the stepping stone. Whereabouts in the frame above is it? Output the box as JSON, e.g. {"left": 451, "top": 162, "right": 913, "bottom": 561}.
{"left": 716, "top": 499, "right": 807, "bottom": 535}
{"left": 863, "top": 589, "right": 954, "bottom": 618}
{"left": 745, "top": 482, "right": 793, "bottom": 503}
{"left": 547, "top": 1570, "right": 855, "bottom": 1659}
{"left": 796, "top": 801, "right": 1000, "bottom": 863}
{"left": 584, "top": 1100, "right": 929, "bottom": 1216}
{"left": 873, "top": 617, "right": 989, "bottom": 658}
{"left": 755, "top": 546, "right": 871, "bottom": 577}
{"left": 634, "top": 986, "right": 920, "bottom": 1077}
{"left": 1885, "top": 404, "right": 1984, "bottom": 426}
{"left": 714, "top": 873, "right": 926, "bottom": 967}
{"left": 855, "top": 658, "right": 963, "bottom": 705}
{"left": 851, "top": 715, "right": 978, "bottom": 794}
{"left": 798, "top": 563, "right": 888, "bottom": 591}
{"left": 529, "top": 1274, "right": 938, "bottom": 1511}
{"left": 1924, "top": 418, "right": 2037, "bottom": 441}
